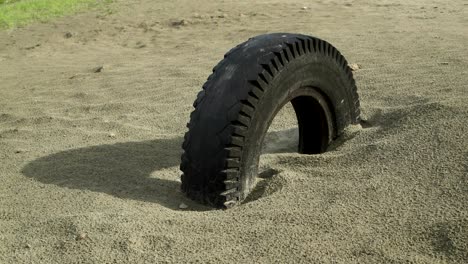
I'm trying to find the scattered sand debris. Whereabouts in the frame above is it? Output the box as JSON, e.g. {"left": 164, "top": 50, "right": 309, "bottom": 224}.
{"left": 349, "top": 63, "right": 361, "bottom": 71}
{"left": 75, "top": 233, "right": 88, "bottom": 241}
{"left": 171, "top": 19, "right": 190, "bottom": 27}
{"left": 92, "top": 66, "right": 104, "bottom": 73}
{"left": 25, "top": 44, "right": 41, "bottom": 50}
{"left": 135, "top": 41, "right": 146, "bottom": 49}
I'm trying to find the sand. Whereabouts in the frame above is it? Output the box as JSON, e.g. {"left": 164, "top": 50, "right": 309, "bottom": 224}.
{"left": 0, "top": 0, "right": 467, "bottom": 263}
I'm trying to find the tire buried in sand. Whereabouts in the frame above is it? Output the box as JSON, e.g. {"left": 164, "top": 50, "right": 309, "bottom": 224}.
{"left": 180, "top": 33, "right": 360, "bottom": 208}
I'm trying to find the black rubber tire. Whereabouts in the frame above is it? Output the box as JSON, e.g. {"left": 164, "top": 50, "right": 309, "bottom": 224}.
{"left": 180, "top": 33, "right": 360, "bottom": 208}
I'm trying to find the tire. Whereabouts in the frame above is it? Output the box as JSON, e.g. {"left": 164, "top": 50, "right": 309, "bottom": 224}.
{"left": 180, "top": 33, "right": 360, "bottom": 208}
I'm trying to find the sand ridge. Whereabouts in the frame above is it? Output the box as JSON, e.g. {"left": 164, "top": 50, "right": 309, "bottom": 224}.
{"left": 0, "top": 0, "right": 467, "bottom": 263}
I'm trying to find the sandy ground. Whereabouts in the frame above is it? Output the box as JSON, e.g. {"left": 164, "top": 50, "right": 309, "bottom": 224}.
{"left": 0, "top": 0, "right": 467, "bottom": 263}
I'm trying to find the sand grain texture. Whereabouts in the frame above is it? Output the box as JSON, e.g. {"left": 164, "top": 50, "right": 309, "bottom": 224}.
{"left": 0, "top": 0, "right": 467, "bottom": 263}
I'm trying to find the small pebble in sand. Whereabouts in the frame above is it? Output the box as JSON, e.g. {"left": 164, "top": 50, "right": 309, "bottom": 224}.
{"left": 301, "top": 7, "right": 308, "bottom": 10}
{"left": 137, "top": 22, "right": 148, "bottom": 29}
{"left": 136, "top": 41, "right": 146, "bottom": 49}
{"left": 76, "top": 233, "right": 87, "bottom": 241}
{"left": 25, "top": 244, "right": 31, "bottom": 249}
{"left": 171, "top": 19, "right": 190, "bottom": 27}
{"left": 108, "top": 133, "right": 116, "bottom": 138}
{"left": 349, "top": 63, "right": 361, "bottom": 71}
{"left": 64, "top": 32, "right": 73, "bottom": 39}
{"left": 179, "top": 203, "right": 188, "bottom": 209}
{"left": 25, "top": 44, "right": 41, "bottom": 50}
{"left": 92, "top": 66, "right": 104, "bottom": 73}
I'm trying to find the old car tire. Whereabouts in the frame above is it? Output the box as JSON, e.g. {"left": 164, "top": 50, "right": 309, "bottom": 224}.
{"left": 180, "top": 33, "right": 360, "bottom": 208}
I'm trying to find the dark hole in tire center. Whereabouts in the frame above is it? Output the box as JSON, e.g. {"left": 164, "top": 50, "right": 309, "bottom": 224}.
{"left": 262, "top": 88, "right": 334, "bottom": 156}
{"left": 291, "top": 95, "right": 331, "bottom": 154}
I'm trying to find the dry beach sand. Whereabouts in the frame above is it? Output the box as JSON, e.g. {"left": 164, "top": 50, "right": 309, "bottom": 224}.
{"left": 0, "top": 0, "right": 467, "bottom": 263}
